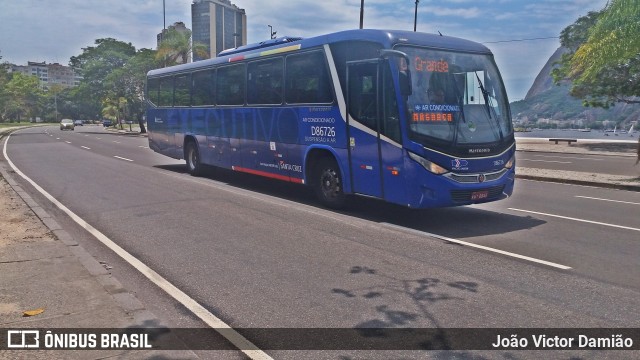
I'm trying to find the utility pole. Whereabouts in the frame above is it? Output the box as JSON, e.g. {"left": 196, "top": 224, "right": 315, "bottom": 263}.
{"left": 414, "top": 0, "right": 419, "bottom": 32}
{"left": 163, "top": 0, "right": 166, "bottom": 30}
{"left": 359, "top": 0, "right": 364, "bottom": 29}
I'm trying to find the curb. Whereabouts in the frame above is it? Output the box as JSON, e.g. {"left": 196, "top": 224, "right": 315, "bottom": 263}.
{"left": 515, "top": 174, "right": 640, "bottom": 192}
{"left": 516, "top": 148, "right": 637, "bottom": 158}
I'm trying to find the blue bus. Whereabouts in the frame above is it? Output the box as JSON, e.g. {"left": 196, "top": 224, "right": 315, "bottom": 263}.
{"left": 146, "top": 29, "right": 515, "bottom": 209}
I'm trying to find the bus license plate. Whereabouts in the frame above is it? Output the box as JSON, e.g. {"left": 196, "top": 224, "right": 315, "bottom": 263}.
{"left": 471, "top": 190, "right": 488, "bottom": 200}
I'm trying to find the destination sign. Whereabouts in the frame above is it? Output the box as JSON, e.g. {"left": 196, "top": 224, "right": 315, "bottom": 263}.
{"left": 414, "top": 57, "right": 449, "bottom": 73}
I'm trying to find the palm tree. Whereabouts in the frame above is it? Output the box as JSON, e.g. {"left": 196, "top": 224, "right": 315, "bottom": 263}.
{"left": 156, "top": 28, "right": 209, "bottom": 66}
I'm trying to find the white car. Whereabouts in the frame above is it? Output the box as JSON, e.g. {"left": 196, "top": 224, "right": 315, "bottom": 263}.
{"left": 60, "top": 119, "right": 74, "bottom": 131}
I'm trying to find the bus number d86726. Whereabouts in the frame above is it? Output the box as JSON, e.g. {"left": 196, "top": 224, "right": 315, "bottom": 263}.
{"left": 311, "top": 126, "right": 336, "bottom": 137}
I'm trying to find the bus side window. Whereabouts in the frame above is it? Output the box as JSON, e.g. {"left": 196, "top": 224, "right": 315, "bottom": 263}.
{"left": 147, "top": 78, "right": 160, "bottom": 106}
{"left": 174, "top": 74, "right": 191, "bottom": 107}
{"left": 247, "top": 58, "right": 283, "bottom": 105}
{"left": 217, "top": 64, "right": 245, "bottom": 106}
{"left": 192, "top": 69, "right": 215, "bottom": 106}
{"left": 158, "top": 76, "right": 173, "bottom": 107}
{"left": 285, "top": 51, "right": 333, "bottom": 104}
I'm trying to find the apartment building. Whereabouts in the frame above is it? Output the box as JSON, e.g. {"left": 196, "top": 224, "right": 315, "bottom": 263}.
{"left": 10, "top": 61, "right": 80, "bottom": 89}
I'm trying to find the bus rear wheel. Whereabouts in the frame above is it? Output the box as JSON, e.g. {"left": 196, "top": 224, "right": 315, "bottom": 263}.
{"left": 185, "top": 141, "right": 202, "bottom": 176}
{"left": 314, "top": 158, "right": 345, "bottom": 209}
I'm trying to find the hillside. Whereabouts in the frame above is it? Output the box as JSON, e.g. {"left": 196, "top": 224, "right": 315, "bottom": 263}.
{"left": 510, "top": 47, "right": 640, "bottom": 129}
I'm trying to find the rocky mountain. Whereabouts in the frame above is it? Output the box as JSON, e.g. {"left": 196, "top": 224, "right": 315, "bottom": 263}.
{"left": 510, "top": 47, "right": 640, "bottom": 129}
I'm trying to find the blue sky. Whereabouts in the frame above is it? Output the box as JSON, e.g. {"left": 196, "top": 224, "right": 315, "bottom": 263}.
{"left": 0, "top": 0, "right": 608, "bottom": 100}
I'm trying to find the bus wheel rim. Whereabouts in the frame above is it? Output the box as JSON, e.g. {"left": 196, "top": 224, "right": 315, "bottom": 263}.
{"left": 320, "top": 169, "right": 340, "bottom": 198}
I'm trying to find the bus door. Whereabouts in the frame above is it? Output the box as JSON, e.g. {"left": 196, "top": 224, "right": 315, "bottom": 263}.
{"left": 346, "top": 60, "right": 406, "bottom": 202}
{"left": 347, "top": 60, "right": 384, "bottom": 198}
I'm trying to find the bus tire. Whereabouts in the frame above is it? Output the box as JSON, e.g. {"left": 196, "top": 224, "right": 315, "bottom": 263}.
{"left": 185, "top": 141, "right": 202, "bottom": 176}
{"left": 314, "top": 157, "right": 346, "bottom": 209}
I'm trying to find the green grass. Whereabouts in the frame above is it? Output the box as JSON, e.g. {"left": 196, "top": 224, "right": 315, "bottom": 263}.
{"left": 0, "top": 122, "right": 48, "bottom": 129}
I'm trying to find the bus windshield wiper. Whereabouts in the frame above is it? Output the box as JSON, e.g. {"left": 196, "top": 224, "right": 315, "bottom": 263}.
{"left": 475, "top": 72, "right": 503, "bottom": 140}
{"left": 475, "top": 72, "right": 491, "bottom": 120}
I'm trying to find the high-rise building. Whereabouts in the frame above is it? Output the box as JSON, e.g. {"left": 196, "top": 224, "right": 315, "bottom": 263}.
{"left": 156, "top": 21, "right": 192, "bottom": 64}
{"left": 191, "top": 0, "right": 247, "bottom": 61}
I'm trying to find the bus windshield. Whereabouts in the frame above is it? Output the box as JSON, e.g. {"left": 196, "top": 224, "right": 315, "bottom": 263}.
{"left": 397, "top": 46, "right": 513, "bottom": 149}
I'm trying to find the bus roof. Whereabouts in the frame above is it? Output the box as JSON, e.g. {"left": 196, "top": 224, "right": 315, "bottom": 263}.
{"left": 148, "top": 29, "right": 492, "bottom": 77}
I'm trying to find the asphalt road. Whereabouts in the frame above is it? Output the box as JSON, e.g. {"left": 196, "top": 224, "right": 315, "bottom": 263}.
{"left": 4, "top": 125, "right": 640, "bottom": 359}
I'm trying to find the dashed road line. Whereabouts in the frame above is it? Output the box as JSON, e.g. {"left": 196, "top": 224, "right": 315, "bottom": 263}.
{"left": 509, "top": 208, "right": 640, "bottom": 232}
{"left": 575, "top": 195, "right": 640, "bottom": 206}
{"left": 114, "top": 156, "right": 134, "bottom": 162}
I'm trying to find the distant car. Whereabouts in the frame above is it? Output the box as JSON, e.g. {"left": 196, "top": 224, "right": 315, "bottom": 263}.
{"left": 60, "top": 119, "right": 74, "bottom": 131}
{"left": 73, "top": 120, "right": 83, "bottom": 126}
{"left": 102, "top": 120, "right": 113, "bottom": 127}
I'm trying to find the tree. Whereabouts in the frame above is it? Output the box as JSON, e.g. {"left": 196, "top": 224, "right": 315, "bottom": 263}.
{"left": 1, "top": 73, "right": 44, "bottom": 122}
{"left": 0, "top": 59, "right": 13, "bottom": 122}
{"left": 156, "top": 28, "right": 209, "bottom": 66}
{"left": 70, "top": 38, "right": 137, "bottom": 120}
{"left": 553, "top": 0, "right": 640, "bottom": 108}
{"left": 104, "top": 48, "right": 159, "bottom": 133}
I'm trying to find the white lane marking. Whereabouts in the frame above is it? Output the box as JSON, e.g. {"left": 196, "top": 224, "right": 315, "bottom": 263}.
{"left": 509, "top": 208, "right": 640, "bottom": 232}
{"left": 381, "top": 223, "right": 571, "bottom": 270}
{"left": 113, "top": 140, "right": 121, "bottom": 143}
{"left": 138, "top": 145, "right": 149, "bottom": 149}
{"left": 114, "top": 156, "right": 134, "bottom": 162}
{"left": 81, "top": 146, "right": 91, "bottom": 150}
{"left": 65, "top": 141, "right": 72, "bottom": 144}
{"left": 532, "top": 154, "right": 603, "bottom": 161}
{"left": 3, "top": 132, "right": 272, "bottom": 360}
{"left": 518, "top": 159, "right": 572, "bottom": 164}
{"left": 575, "top": 195, "right": 640, "bottom": 206}
{"left": 56, "top": 138, "right": 60, "bottom": 140}
{"left": 96, "top": 137, "right": 102, "bottom": 140}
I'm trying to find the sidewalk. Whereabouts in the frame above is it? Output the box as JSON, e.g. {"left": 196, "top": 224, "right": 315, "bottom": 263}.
{"left": 0, "top": 162, "right": 193, "bottom": 357}
{"left": 515, "top": 137, "right": 640, "bottom": 191}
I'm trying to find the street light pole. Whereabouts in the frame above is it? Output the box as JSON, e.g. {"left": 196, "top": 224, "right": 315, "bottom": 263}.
{"left": 414, "top": 0, "right": 419, "bottom": 32}
{"left": 268, "top": 25, "right": 276, "bottom": 39}
{"left": 359, "top": 0, "right": 364, "bottom": 29}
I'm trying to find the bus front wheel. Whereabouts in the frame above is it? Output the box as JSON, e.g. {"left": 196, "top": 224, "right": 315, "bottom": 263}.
{"left": 314, "top": 158, "right": 345, "bottom": 209}
{"left": 185, "top": 141, "right": 202, "bottom": 176}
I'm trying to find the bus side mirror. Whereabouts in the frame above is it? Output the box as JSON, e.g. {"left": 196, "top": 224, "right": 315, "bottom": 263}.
{"left": 399, "top": 70, "right": 412, "bottom": 97}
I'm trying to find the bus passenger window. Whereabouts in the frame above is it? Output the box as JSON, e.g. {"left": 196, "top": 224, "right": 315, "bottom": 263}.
{"left": 174, "top": 74, "right": 190, "bottom": 107}
{"left": 192, "top": 70, "right": 215, "bottom": 106}
{"left": 285, "top": 51, "right": 333, "bottom": 104}
{"left": 247, "top": 58, "right": 283, "bottom": 105}
{"left": 217, "top": 64, "right": 245, "bottom": 106}
{"left": 158, "top": 77, "right": 173, "bottom": 107}
{"left": 147, "top": 78, "right": 160, "bottom": 106}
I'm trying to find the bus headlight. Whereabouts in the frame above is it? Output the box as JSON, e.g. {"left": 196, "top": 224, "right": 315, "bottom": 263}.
{"left": 409, "top": 152, "right": 448, "bottom": 175}
{"left": 504, "top": 154, "right": 515, "bottom": 169}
